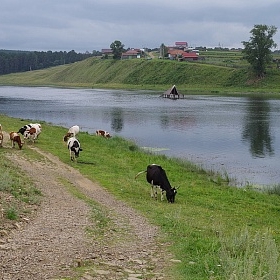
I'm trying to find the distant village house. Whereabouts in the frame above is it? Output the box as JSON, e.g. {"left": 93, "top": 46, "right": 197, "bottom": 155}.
{"left": 175, "top": 41, "right": 188, "bottom": 49}
{"left": 167, "top": 42, "right": 199, "bottom": 61}
{"left": 101, "top": 41, "right": 199, "bottom": 61}
{"left": 121, "top": 48, "right": 143, "bottom": 59}
{"left": 101, "top": 49, "right": 113, "bottom": 55}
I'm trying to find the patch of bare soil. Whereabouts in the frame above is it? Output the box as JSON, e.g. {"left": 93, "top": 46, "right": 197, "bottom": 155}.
{"left": 0, "top": 140, "right": 173, "bottom": 279}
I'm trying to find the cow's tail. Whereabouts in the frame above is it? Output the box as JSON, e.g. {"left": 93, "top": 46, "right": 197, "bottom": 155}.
{"left": 135, "top": 170, "right": 147, "bottom": 179}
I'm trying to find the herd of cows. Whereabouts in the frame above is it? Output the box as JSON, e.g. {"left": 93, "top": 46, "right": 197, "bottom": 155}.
{"left": 0, "top": 123, "right": 178, "bottom": 203}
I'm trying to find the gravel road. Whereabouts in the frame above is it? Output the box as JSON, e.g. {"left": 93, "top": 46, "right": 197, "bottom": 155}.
{"left": 0, "top": 141, "right": 172, "bottom": 280}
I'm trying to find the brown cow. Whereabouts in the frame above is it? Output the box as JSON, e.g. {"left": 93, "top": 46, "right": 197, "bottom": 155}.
{"left": 96, "top": 129, "right": 111, "bottom": 138}
{"left": 9, "top": 132, "right": 24, "bottom": 149}
{"left": 0, "top": 124, "right": 3, "bottom": 147}
{"left": 24, "top": 127, "right": 38, "bottom": 142}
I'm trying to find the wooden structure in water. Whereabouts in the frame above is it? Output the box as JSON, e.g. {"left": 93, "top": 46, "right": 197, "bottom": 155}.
{"left": 161, "top": 85, "right": 184, "bottom": 99}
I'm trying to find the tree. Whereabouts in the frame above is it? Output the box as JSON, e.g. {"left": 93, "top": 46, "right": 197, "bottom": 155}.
{"left": 159, "top": 43, "right": 168, "bottom": 58}
{"left": 110, "top": 40, "right": 125, "bottom": 59}
{"left": 242, "top": 24, "right": 277, "bottom": 78}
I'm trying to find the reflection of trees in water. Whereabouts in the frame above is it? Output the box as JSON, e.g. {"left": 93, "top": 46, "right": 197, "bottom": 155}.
{"left": 110, "top": 108, "right": 123, "bottom": 132}
{"left": 160, "top": 114, "right": 195, "bottom": 130}
{"left": 242, "top": 98, "right": 274, "bottom": 157}
{"left": 160, "top": 115, "right": 169, "bottom": 128}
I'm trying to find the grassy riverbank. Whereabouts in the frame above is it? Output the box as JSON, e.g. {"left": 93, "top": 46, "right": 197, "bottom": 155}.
{"left": 0, "top": 54, "right": 280, "bottom": 94}
{"left": 1, "top": 114, "right": 280, "bottom": 279}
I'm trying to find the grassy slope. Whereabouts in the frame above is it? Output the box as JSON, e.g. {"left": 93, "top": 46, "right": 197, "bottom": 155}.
{"left": 2, "top": 115, "right": 280, "bottom": 279}
{"left": 0, "top": 56, "right": 279, "bottom": 93}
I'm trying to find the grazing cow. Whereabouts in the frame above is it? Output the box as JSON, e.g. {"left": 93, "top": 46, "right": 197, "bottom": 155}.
{"left": 67, "top": 137, "right": 82, "bottom": 161}
{"left": 18, "top": 123, "right": 41, "bottom": 139}
{"left": 63, "top": 125, "right": 80, "bottom": 142}
{"left": 96, "top": 129, "right": 111, "bottom": 138}
{"left": 9, "top": 132, "right": 24, "bottom": 149}
{"left": 18, "top": 124, "right": 32, "bottom": 135}
{"left": 0, "top": 124, "right": 3, "bottom": 147}
{"left": 23, "top": 127, "right": 38, "bottom": 143}
{"left": 135, "top": 164, "right": 178, "bottom": 203}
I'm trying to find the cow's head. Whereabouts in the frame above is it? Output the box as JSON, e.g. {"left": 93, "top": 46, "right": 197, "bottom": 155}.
{"left": 64, "top": 132, "right": 73, "bottom": 142}
{"left": 166, "top": 187, "right": 178, "bottom": 203}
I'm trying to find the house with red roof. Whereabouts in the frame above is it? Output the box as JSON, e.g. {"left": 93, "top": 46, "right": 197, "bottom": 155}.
{"left": 182, "top": 51, "right": 199, "bottom": 61}
{"left": 168, "top": 48, "right": 198, "bottom": 61}
{"left": 175, "top": 42, "right": 188, "bottom": 49}
{"left": 101, "top": 49, "right": 113, "bottom": 55}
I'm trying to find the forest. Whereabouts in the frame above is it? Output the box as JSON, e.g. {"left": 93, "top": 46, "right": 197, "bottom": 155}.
{"left": 0, "top": 49, "right": 100, "bottom": 75}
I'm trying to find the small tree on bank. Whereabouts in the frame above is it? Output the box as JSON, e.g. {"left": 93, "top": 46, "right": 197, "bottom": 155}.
{"left": 242, "top": 24, "right": 277, "bottom": 78}
{"left": 159, "top": 43, "right": 168, "bottom": 58}
{"left": 110, "top": 40, "right": 125, "bottom": 59}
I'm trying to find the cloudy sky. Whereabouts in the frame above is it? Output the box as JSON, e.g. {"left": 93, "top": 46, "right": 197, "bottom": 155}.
{"left": 1, "top": 0, "right": 280, "bottom": 53}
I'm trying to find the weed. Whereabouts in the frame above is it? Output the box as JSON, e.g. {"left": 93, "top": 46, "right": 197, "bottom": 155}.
{"left": 264, "top": 184, "right": 280, "bottom": 196}
{"left": 5, "top": 207, "right": 18, "bottom": 220}
{"left": 216, "top": 228, "right": 280, "bottom": 279}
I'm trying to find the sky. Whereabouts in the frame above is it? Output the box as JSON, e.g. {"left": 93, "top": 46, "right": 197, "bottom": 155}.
{"left": 1, "top": 0, "right": 280, "bottom": 53}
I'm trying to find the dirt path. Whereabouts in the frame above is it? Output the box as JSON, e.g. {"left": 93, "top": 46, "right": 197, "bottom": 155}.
{"left": 0, "top": 142, "right": 172, "bottom": 279}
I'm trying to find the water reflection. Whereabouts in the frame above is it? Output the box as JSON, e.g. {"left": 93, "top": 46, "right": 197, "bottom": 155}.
{"left": 242, "top": 98, "right": 274, "bottom": 158}
{"left": 111, "top": 108, "right": 123, "bottom": 132}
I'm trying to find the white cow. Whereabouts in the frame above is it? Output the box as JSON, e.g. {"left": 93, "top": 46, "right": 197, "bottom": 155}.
{"left": 63, "top": 125, "right": 80, "bottom": 142}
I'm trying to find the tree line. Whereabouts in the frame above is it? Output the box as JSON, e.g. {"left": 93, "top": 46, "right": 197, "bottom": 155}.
{"left": 0, "top": 50, "right": 100, "bottom": 75}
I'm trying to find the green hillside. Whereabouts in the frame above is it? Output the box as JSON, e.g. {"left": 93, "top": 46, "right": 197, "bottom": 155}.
{"left": 0, "top": 56, "right": 279, "bottom": 93}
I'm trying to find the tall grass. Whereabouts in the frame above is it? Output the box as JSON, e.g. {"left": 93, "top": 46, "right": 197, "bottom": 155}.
{"left": 216, "top": 228, "right": 280, "bottom": 279}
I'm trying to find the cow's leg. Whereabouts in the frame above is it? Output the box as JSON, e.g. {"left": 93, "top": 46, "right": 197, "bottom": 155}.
{"left": 70, "top": 150, "right": 74, "bottom": 161}
{"left": 150, "top": 185, "right": 158, "bottom": 199}
{"left": 154, "top": 186, "right": 158, "bottom": 200}
{"left": 150, "top": 185, "right": 155, "bottom": 198}
{"left": 160, "top": 189, "right": 165, "bottom": 201}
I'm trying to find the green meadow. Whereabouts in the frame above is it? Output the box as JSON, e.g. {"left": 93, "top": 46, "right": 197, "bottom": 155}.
{"left": 1, "top": 114, "right": 280, "bottom": 279}
{"left": 0, "top": 50, "right": 279, "bottom": 94}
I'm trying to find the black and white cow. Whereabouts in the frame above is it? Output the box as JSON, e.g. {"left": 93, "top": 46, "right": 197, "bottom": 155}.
{"left": 67, "top": 137, "right": 82, "bottom": 161}
{"left": 135, "top": 164, "right": 178, "bottom": 203}
{"left": 18, "top": 123, "right": 41, "bottom": 139}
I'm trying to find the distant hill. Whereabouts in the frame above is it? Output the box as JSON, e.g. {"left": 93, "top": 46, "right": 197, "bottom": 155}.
{"left": 0, "top": 56, "right": 279, "bottom": 93}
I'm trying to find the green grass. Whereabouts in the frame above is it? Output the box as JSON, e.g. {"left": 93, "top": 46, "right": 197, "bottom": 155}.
{"left": 0, "top": 51, "right": 280, "bottom": 94}
{"left": 0, "top": 150, "right": 42, "bottom": 222}
{"left": 2, "top": 114, "right": 280, "bottom": 279}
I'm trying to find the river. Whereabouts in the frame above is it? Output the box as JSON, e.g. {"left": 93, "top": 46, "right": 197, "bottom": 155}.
{"left": 0, "top": 86, "right": 280, "bottom": 187}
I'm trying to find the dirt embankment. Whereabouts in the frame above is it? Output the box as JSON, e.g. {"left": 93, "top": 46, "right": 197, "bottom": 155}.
{"left": 0, "top": 138, "right": 173, "bottom": 280}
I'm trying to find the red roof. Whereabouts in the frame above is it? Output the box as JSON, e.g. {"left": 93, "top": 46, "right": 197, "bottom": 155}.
{"left": 175, "top": 42, "right": 188, "bottom": 46}
{"left": 182, "top": 52, "right": 198, "bottom": 58}
{"left": 122, "top": 49, "right": 139, "bottom": 56}
{"left": 168, "top": 49, "right": 186, "bottom": 56}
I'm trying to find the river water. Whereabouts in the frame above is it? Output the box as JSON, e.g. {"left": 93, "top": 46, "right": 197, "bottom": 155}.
{"left": 0, "top": 86, "right": 280, "bottom": 187}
